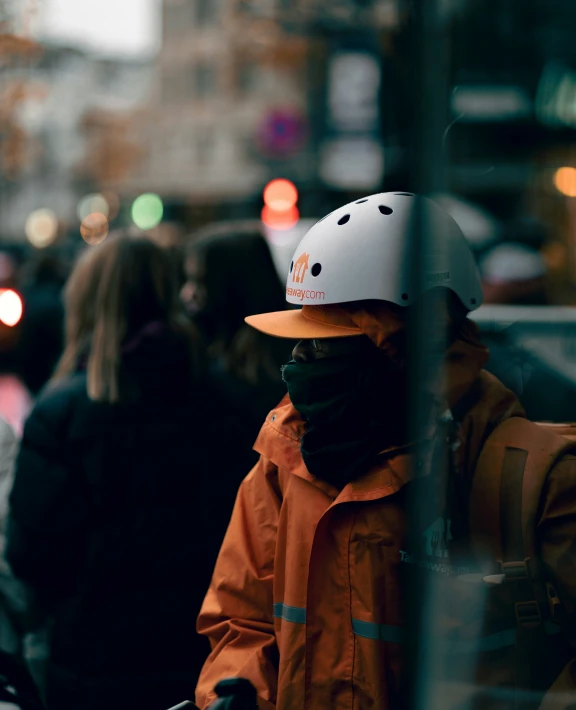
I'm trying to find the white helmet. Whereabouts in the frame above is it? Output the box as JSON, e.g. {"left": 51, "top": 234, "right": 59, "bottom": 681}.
{"left": 285, "top": 192, "right": 483, "bottom": 311}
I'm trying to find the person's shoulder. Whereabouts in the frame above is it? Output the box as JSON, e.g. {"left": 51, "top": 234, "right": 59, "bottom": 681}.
{"left": 473, "top": 369, "right": 525, "bottom": 423}
{"left": 477, "top": 369, "right": 519, "bottom": 402}
{"left": 27, "top": 374, "right": 88, "bottom": 429}
{"left": 36, "top": 373, "right": 86, "bottom": 404}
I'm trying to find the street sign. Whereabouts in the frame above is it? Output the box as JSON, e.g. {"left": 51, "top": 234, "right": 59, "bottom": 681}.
{"left": 319, "top": 40, "right": 384, "bottom": 190}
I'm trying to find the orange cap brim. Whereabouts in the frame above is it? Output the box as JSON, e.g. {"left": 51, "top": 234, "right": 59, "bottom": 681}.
{"left": 245, "top": 309, "right": 363, "bottom": 339}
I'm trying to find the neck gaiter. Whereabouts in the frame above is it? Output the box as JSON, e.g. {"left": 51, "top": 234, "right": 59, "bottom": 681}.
{"left": 282, "top": 352, "right": 411, "bottom": 488}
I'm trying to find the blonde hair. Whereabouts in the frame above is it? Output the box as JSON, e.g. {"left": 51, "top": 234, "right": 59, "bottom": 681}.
{"left": 53, "top": 232, "right": 197, "bottom": 403}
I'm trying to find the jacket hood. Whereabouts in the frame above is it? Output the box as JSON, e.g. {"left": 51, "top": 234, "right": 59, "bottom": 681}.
{"left": 340, "top": 299, "right": 488, "bottom": 367}
{"left": 340, "top": 300, "right": 493, "bottom": 415}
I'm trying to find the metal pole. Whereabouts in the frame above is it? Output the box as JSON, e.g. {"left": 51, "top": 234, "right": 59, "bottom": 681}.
{"left": 405, "top": 1, "right": 453, "bottom": 710}
{"left": 409, "top": 0, "right": 451, "bottom": 195}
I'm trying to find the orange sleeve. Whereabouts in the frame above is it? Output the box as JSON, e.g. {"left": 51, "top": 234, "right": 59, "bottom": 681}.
{"left": 195, "top": 457, "right": 281, "bottom": 709}
{"left": 538, "top": 454, "right": 576, "bottom": 620}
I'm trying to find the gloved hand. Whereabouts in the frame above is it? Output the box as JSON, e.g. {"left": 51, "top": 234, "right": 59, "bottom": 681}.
{"left": 166, "top": 677, "right": 258, "bottom": 710}
{"left": 208, "top": 679, "right": 257, "bottom": 710}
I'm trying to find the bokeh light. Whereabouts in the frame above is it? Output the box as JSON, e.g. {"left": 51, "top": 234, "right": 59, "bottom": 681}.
{"left": 131, "top": 193, "right": 164, "bottom": 230}
{"left": 0, "top": 290, "right": 23, "bottom": 327}
{"left": 261, "top": 205, "right": 300, "bottom": 230}
{"left": 80, "top": 212, "right": 109, "bottom": 245}
{"left": 25, "top": 209, "right": 58, "bottom": 248}
{"left": 101, "top": 190, "right": 120, "bottom": 220}
{"left": 263, "top": 179, "right": 298, "bottom": 211}
{"left": 554, "top": 167, "right": 576, "bottom": 197}
{"left": 543, "top": 241, "right": 567, "bottom": 270}
{"left": 77, "top": 193, "right": 110, "bottom": 221}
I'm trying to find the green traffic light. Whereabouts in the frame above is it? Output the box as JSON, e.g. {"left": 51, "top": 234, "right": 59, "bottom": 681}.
{"left": 131, "top": 193, "right": 164, "bottom": 230}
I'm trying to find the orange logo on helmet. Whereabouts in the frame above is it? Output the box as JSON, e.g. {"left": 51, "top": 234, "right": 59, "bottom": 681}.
{"left": 293, "top": 253, "right": 310, "bottom": 283}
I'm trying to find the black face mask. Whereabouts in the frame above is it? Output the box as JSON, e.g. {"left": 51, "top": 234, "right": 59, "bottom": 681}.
{"left": 282, "top": 352, "right": 409, "bottom": 488}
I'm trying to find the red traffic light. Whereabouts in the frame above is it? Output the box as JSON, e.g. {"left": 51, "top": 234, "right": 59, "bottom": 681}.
{"left": 262, "top": 179, "right": 299, "bottom": 231}
{"left": 263, "top": 179, "right": 298, "bottom": 210}
{"left": 261, "top": 205, "right": 300, "bottom": 230}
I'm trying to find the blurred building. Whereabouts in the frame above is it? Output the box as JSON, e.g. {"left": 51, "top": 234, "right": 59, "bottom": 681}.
{"left": 0, "top": 39, "right": 153, "bottom": 241}
{"left": 122, "top": 0, "right": 400, "bottom": 207}
{"left": 124, "top": 0, "right": 306, "bottom": 201}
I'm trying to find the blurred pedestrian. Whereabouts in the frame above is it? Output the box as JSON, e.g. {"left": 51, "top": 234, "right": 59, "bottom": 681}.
{"left": 477, "top": 242, "right": 567, "bottom": 418}
{"left": 182, "top": 225, "right": 291, "bottom": 480}
{"left": 0, "top": 417, "right": 45, "bottom": 710}
{"left": 433, "top": 192, "right": 500, "bottom": 256}
{"left": 0, "top": 250, "right": 34, "bottom": 435}
{"left": 16, "top": 253, "right": 67, "bottom": 395}
{"left": 0, "top": 417, "right": 24, "bottom": 656}
{"left": 6, "top": 233, "right": 219, "bottom": 710}
{"left": 480, "top": 242, "right": 548, "bottom": 305}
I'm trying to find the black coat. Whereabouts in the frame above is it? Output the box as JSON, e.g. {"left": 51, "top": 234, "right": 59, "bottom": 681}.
{"left": 6, "top": 331, "right": 233, "bottom": 710}
{"left": 16, "top": 283, "right": 64, "bottom": 395}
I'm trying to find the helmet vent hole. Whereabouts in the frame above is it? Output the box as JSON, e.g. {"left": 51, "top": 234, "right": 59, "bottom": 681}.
{"left": 470, "top": 298, "right": 477, "bottom": 305}
{"left": 290, "top": 261, "right": 294, "bottom": 273}
{"left": 379, "top": 205, "right": 393, "bottom": 215}
{"left": 401, "top": 293, "right": 409, "bottom": 301}
{"left": 338, "top": 214, "right": 351, "bottom": 225}
{"left": 311, "top": 263, "right": 322, "bottom": 277}
{"left": 394, "top": 192, "right": 414, "bottom": 196}
{"left": 355, "top": 199, "right": 368, "bottom": 204}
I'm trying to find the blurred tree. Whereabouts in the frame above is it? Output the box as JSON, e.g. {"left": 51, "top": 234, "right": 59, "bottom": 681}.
{"left": 0, "top": 28, "right": 42, "bottom": 181}
{"left": 76, "top": 109, "right": 143, "bottom": 184}
{"left": 0, "top": 80, "right": 45, "bottom": 180}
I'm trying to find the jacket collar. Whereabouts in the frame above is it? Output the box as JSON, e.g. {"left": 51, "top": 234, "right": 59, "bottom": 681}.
{"left": 254, "top": 396, "right": 434, "bottom": 501}
{"left": 255, "top": 366, "right": 525, "bottom": 504}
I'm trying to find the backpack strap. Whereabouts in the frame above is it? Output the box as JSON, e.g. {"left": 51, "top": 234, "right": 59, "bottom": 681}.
{"left": 470, "top": 417, "right": 575, "bottom": 578}
{"left": 470, "top": 417, "right": 576, "bottom": 701}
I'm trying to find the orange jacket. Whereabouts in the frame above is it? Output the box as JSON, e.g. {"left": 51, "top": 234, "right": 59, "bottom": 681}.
{"left": 196, "top": 345, "right": 576, "bottom": 709}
